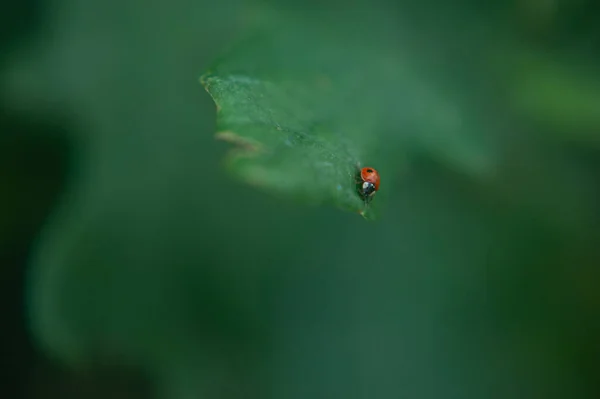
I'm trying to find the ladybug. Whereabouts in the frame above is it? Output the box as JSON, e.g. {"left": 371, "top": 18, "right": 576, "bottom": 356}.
{"left": 356, "top": 166, "right": 380, "bottom": 204}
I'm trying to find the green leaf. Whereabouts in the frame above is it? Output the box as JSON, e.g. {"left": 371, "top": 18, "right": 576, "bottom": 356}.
{"left": 201, "top": 8, "right": 499, "bottom": 219}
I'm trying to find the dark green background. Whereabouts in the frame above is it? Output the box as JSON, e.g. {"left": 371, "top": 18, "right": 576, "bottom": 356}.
{"left": 2, "top": 0, "right": 600, "bottom": 398}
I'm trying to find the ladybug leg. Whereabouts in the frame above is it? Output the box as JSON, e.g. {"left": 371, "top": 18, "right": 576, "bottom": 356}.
{"left": 364, "top": 191, "right": 377, "bottom": 206}
{"left": 353, "top": 166, "right": 363, "bottom": 185}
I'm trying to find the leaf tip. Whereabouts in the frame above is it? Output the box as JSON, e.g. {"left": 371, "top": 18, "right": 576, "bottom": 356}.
{"left": 199, "top": 71, "right": 212, "bottom": 87}
{"left": 200, "top": 72, "right": 222, "bottom": 113}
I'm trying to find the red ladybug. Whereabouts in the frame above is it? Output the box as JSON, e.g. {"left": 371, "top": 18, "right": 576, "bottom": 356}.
{"left": 356, "top": 167, "right": 380, "bottom": 204}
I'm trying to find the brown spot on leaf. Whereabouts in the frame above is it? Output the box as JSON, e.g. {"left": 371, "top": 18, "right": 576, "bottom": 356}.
{"left": 215, "top": 131, "right": 264, "bottom": 159}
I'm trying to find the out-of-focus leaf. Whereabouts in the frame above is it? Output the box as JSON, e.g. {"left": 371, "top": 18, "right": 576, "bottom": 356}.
{"left": 510, "top": 51, "right": 600, "bottom": 139}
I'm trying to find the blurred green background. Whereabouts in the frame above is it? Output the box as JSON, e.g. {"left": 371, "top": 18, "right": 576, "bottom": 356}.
{"left": 2, "top": 0, "right": 600, "bottom": 398}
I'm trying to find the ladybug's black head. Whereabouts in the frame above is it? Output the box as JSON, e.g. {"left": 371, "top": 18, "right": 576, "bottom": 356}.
{"left": 360, "top": 181, "right": 376, "bottom": 203}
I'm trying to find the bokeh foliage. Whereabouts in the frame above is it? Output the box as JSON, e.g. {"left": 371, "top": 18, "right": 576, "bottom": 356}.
{"left": 1, "top": 0, "right": 599, "bottom": 398}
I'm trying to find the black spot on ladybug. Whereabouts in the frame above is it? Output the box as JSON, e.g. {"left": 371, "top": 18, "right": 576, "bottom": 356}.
{"left": 366, "top": 169, "right": 373, "bottom": 173}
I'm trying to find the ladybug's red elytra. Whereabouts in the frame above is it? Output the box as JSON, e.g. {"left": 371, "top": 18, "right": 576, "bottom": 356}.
{"left": 356, "top": 166, "right": 380, "bottom": 205}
